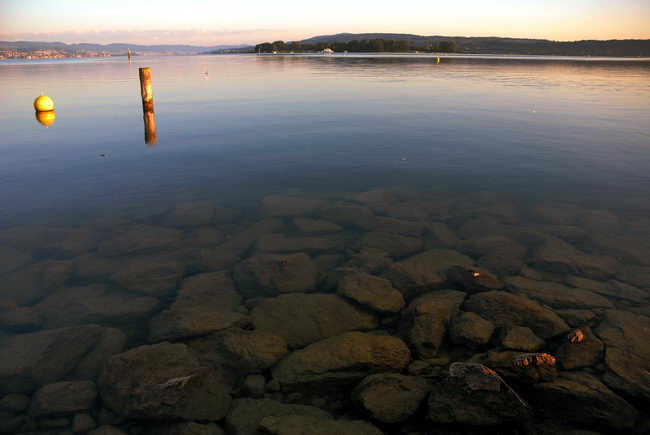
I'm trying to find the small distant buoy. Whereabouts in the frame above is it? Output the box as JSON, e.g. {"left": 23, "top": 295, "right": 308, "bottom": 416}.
{"left": 34, "top": 95, "right": 54, "bottom": 112}
{"left": 436, "top": 57, "right": 440, "bottom": 63}
{"left": 35, "top": 111, "right": 56, "bottom": 127}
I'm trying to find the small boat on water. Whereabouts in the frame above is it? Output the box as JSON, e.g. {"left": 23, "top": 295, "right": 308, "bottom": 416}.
{"left": 322, "top": 48, "right": 334, "bottom": 54}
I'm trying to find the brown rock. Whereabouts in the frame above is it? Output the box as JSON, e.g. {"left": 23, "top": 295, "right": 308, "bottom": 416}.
{"left": 354, "top": 215, "right": 424, "bottom": 237}
{"left": 532, "top": 236, "right": 619, "bottom": 279}
{"left": 556, "top": 328, "right": 604, "bottom": 369}
{"left": 616, "top": 264, "right": 650, "bottom": 289}
{"left": 261, "top": 195, "right": 328, "bottom": 217}
{"left": 185, "top": 227, "right": 226, "bottom": 247}
{"left": 460, "top": 235, "right": 527, "bottom": 258}
{"left": 595, "top": 309, "right": 650, "bottom": 400}
{"left": 352, "top": 231, "right": 423, "bottom": 258}
{"left": 505, "top": 276, "right": 614, "bottom": 309}
{"left": 258, "top": 415, "right": 382, "bottom": 435}
{"left": 251, "top": 293, "right": 377, "bottom": 349}
{"left": 168, "top": 201, "right": 233, "bottom": 227}
{"left": 382, "top": 249, "right": 473, "bottom": 297}
{"left": 0, "top": 259, "right": 74, "bottom": 305}
{"left": 352, "top": 190, "right": 397, "bottom": 213}
{"left": 256, "top": 234, "right": 342, "bottom": 254}
{"left": 0, "top": 306, "right": 40, "bottom": 333}
{"left": 352, "top": 373, "right": 428, "bottom": 423}
{"left": 189, "top": 328, "right": 287, "bottom": 376}
{"left": 314, "top": 202, "right": 373, "bottom": 226}
{"left": 271, "top": 332, "right": 411, "bottom": 392}
{"left": 0, "top": 246, "right": 31, "bottom": 275}
{"left": 28, "top": 380, "right": 97, "bottom": 416}
{"left": 292, "top": 218, "right": 341, "bottom": 234}
{"left": 233, "top": 253, "right": 317, "bottom": 298}
{"left": 450, "top": 312, "right": 495, "bottom": 349}
{"left": 428, "top": 362, "right": 532, "bottom": 425}
{"left": 344, "top": 248, "right": 393, "bottom": 272}
{"left": 34, "top": 285, "right": 158, "bottom": 329}
{"left": 111, "top": 259, "right": 184, "bottom": 297}
{"left": 501, "top": 326, "right": 545, "bottom": 352}
{"left": 149, "top": 306, "right": 248, "bottom": 342}
{"left": 483, "top": 351, "right": 557, "bottom": 383}
{"left": 338, "top": 272, "right": 405, "bottom": 313}
{"left": 98, "top": 225, "right": 182, "bottom": 257}
{"left": 565, "top": 276, "right": 647, "bottom": 302}
{"left": 464, "top": 291, "right": 569, "bottom": 339}
{"left": 173, "top": 271, "right": 242, "bottom": 312}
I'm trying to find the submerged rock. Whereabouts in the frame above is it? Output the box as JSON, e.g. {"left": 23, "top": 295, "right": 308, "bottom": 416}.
{"left": 0, "top": 259, "right": 74, "bottom": 305}
{"left": 464, "top": 291, "right": 569, "bottom": 339}
{"left": 428, "top": 362, "right": 532, "bottom": 425}
{"left": 173, "top": 271, "right": 242, "bottom": 312}
{"left": 98, "top": 224, "right": 183, "bottom": 257}
{"left": 28, "top": 380, "right": 97, "bottom": 416}
{"left": 531, "top": 372, "right": 638, "bottom": 430}
{"left": 352, "top": 231, "right": 423, "bottom": 258}
{"left": 482, "top": 351, "right": 557, "bottom": 383}
{"left": 224, "top": 398, "right": 331, "bottom": 435}
{"left": 233, "top": 253, "right": 317, "bottom": 298}
{"left": 382, "top": 249, "right": 474, "bottom": 297}
{"left": 532, "top": 236, "right": 619, "bottom": 279}
{"left": 0, "top": 325, "right": 103, "bottom": 393}
{"left": 616, "top": 264, "right": 650, "bottom": 289}
{"left": 565, "top": 276, "right": 648, "bottom": 303}
{"left": 0, "top": 306, "right": 41, "bottom": 333}
{"left": 189, "top": 328, "right": 288, "bottom": 376}
{"left": 354, "top": 215, "right": 425, "bottom": 237}
{"left": 98, "top": 342, "right": 231, "bottom": 421}
{"left": 399, "top": 290, "right": 466, "bottom": 358}
{"left": 256, "top": 233, "right": 342, "bottom": 254}
{"left": 595, "top": 309, "right": 650, "bottom": 400}
{"left": 344, "top": 247, "right": 393, "bottom": 272}
{"left": 144, "top": 422, "right": 225, "bottom": 435}
{"left": 352, "top": 373, "right": 429, "bottom": 423}
{"left": 258, "top": 415, "right": 382, "bottom": 435}
{"left": 251, "top": 293, "right": 377, "bottom": 349}
{"left": 34, "top": 284, "right": 158, "bottom": 329}
{"left": 111, "top": 259, "right": 184, "bottom": 297}
{"left": 501, "top": 326, "right": 545, "bottom": 352}
{"left": 149, "top": 306, "right": 248, "bottom": 342}
{"left": 314, "top": 202, "right": 373, "bottom": 226}
{"left": 261, "top": 195, "right": 329, "bottom": 217}
{"left": 338, "top": 272, "right": 405, "bottom": 313}
{"left": 0, "top": 245, "right": 32, "bottom": 275}
{"left": 556, "top": 328, "right": 604, "bottom": 369}
{"left": 167, "top": 201, "right": 233, "bottom": 227}
{"left": 505, "top": 276, "right": 614, "bottom": 309}
{"left": 292, "top": 217, "right": 342, "bottom": 234}
{"left": 271, "top": 331, "right": 411, "bottom": 392}
{"left": 449, "top": 312, "right": 495, "bottom": 349}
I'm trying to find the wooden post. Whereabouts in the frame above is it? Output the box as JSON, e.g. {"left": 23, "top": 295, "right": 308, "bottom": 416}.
{"left": 139, "top": 67, "right": 156, "bottom": 144}
{"left": 139, "top": 67, "right": 154, "bottom": 112}
{"left": 143, "top": 111, "right": 157, "bottom": 145}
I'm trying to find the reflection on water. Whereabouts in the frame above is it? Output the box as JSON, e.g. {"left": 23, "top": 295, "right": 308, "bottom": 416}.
{"left": 34, "top": 110, "right": 56, "bottom": 127}
{"left": 0, "top": 54, "right": 649, "bottom": 433}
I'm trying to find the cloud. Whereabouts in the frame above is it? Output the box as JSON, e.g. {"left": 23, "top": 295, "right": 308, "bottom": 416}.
{"left": 0, "top": 28, "right": 282, "bottom": 45}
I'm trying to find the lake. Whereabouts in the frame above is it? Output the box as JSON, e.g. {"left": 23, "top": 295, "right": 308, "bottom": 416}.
{"left": 0, "top": 54, "right": 649, "bottom": 433}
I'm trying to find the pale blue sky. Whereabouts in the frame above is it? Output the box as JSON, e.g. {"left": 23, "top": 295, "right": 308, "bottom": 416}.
{"left": 1, "top": 0, "right": 648, "bottom": 45}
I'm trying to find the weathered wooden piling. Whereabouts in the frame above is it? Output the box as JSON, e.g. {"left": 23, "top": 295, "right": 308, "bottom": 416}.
{"left": 139, "top": 67, "right": 154, "bottom": 112}
{"left": 143, "top": 111, "right": 157, "bottom": 145}
{"left": 139, "top": 67, "right": 157, "bottom": 145}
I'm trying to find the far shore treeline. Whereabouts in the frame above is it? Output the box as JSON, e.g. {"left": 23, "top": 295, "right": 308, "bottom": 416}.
{"left": 254, "top": 39, "right": 458, "bottom": 53}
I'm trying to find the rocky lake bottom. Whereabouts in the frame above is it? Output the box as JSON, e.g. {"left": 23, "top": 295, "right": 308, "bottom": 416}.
{"left": 1, "top": 187, "right": 649, "bottom": 435}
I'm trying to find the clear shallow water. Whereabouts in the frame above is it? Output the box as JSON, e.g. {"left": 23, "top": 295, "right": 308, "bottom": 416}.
{"left": 1, "top": 54, "right": 650, "bottom": 432}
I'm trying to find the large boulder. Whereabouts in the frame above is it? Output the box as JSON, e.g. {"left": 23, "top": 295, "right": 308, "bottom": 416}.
{"left": 464, "top": 291, "right": 569, "bottom": 339}
{"left": 428, "top": 362, "right": 533, "bottom": 425}
{"left": 505, "top": 276, "right": 614, "bottom": 310}
{"left": 224, "top": 398, "right": 331, "bottom": 435}
{"left": 251, "top": 293, "right": 377, "bottom": 349}
{"left": 98, "top": 342, "right": 231, "bottom": 421}
{"left": 352, "top": 373, "right": 429, "bottom": 423}
{"left": 271, "top": 332, "right": 411, "bottom": 392}
{"left": 595, "top": 309, "right": 650, "bottom": 400}
{"left": 531, "top": 372, "right": 638, "bottom": 430}
{"left": 233, "top": 253, "right": 317, "bottom": 298}
{"left": 189, "top": 328, "right": 287, "bottom": 376}
{"left": 34, "top": 284, "right": 158, "bottom": 329}
{"left": 382, "top": 249, "right": 474, "bottom": 297}
{"left": 28, "top": 380, "right": 97, "bottom": 416}
{"left": 0, "top": 259, "right": 74, "bottom": 305}
{"left": 481, "top": 351, "right": 557, "bottom": 383}
{"left": 258, "top": 415, "right": 382, "bottom": 435}
{"left": 0, "top": 325, "right": 104, "bottom": 393}
{"left": 338, "top": 272, "right": 405, "bottom": 313}
{"left": 399, "top": 290, "right": 466, "bottom": 358}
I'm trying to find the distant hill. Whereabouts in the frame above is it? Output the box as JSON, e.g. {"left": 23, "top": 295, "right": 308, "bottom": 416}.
{"left": 300, "top": 33, "right": 650, "bottom": 57}
{"left": 0, "top": 41, "right": 253, "bottom": 54}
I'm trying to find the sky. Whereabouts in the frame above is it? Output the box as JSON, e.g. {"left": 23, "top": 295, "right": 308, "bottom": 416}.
{"left": 1, "top": 0, "right": 649, "bottom": 46}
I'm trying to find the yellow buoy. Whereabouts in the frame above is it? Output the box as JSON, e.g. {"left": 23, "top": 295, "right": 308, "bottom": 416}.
{"left": 34, "top": 95, "right": 54, "bottom": 112}
{"left": 35, "top": 111, "right": 56, "bottom": 127}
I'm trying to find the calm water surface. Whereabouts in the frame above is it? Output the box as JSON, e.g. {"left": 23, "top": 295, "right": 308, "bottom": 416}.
{"left": 1, "top": 54, "right": 649, "bottom": 432}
